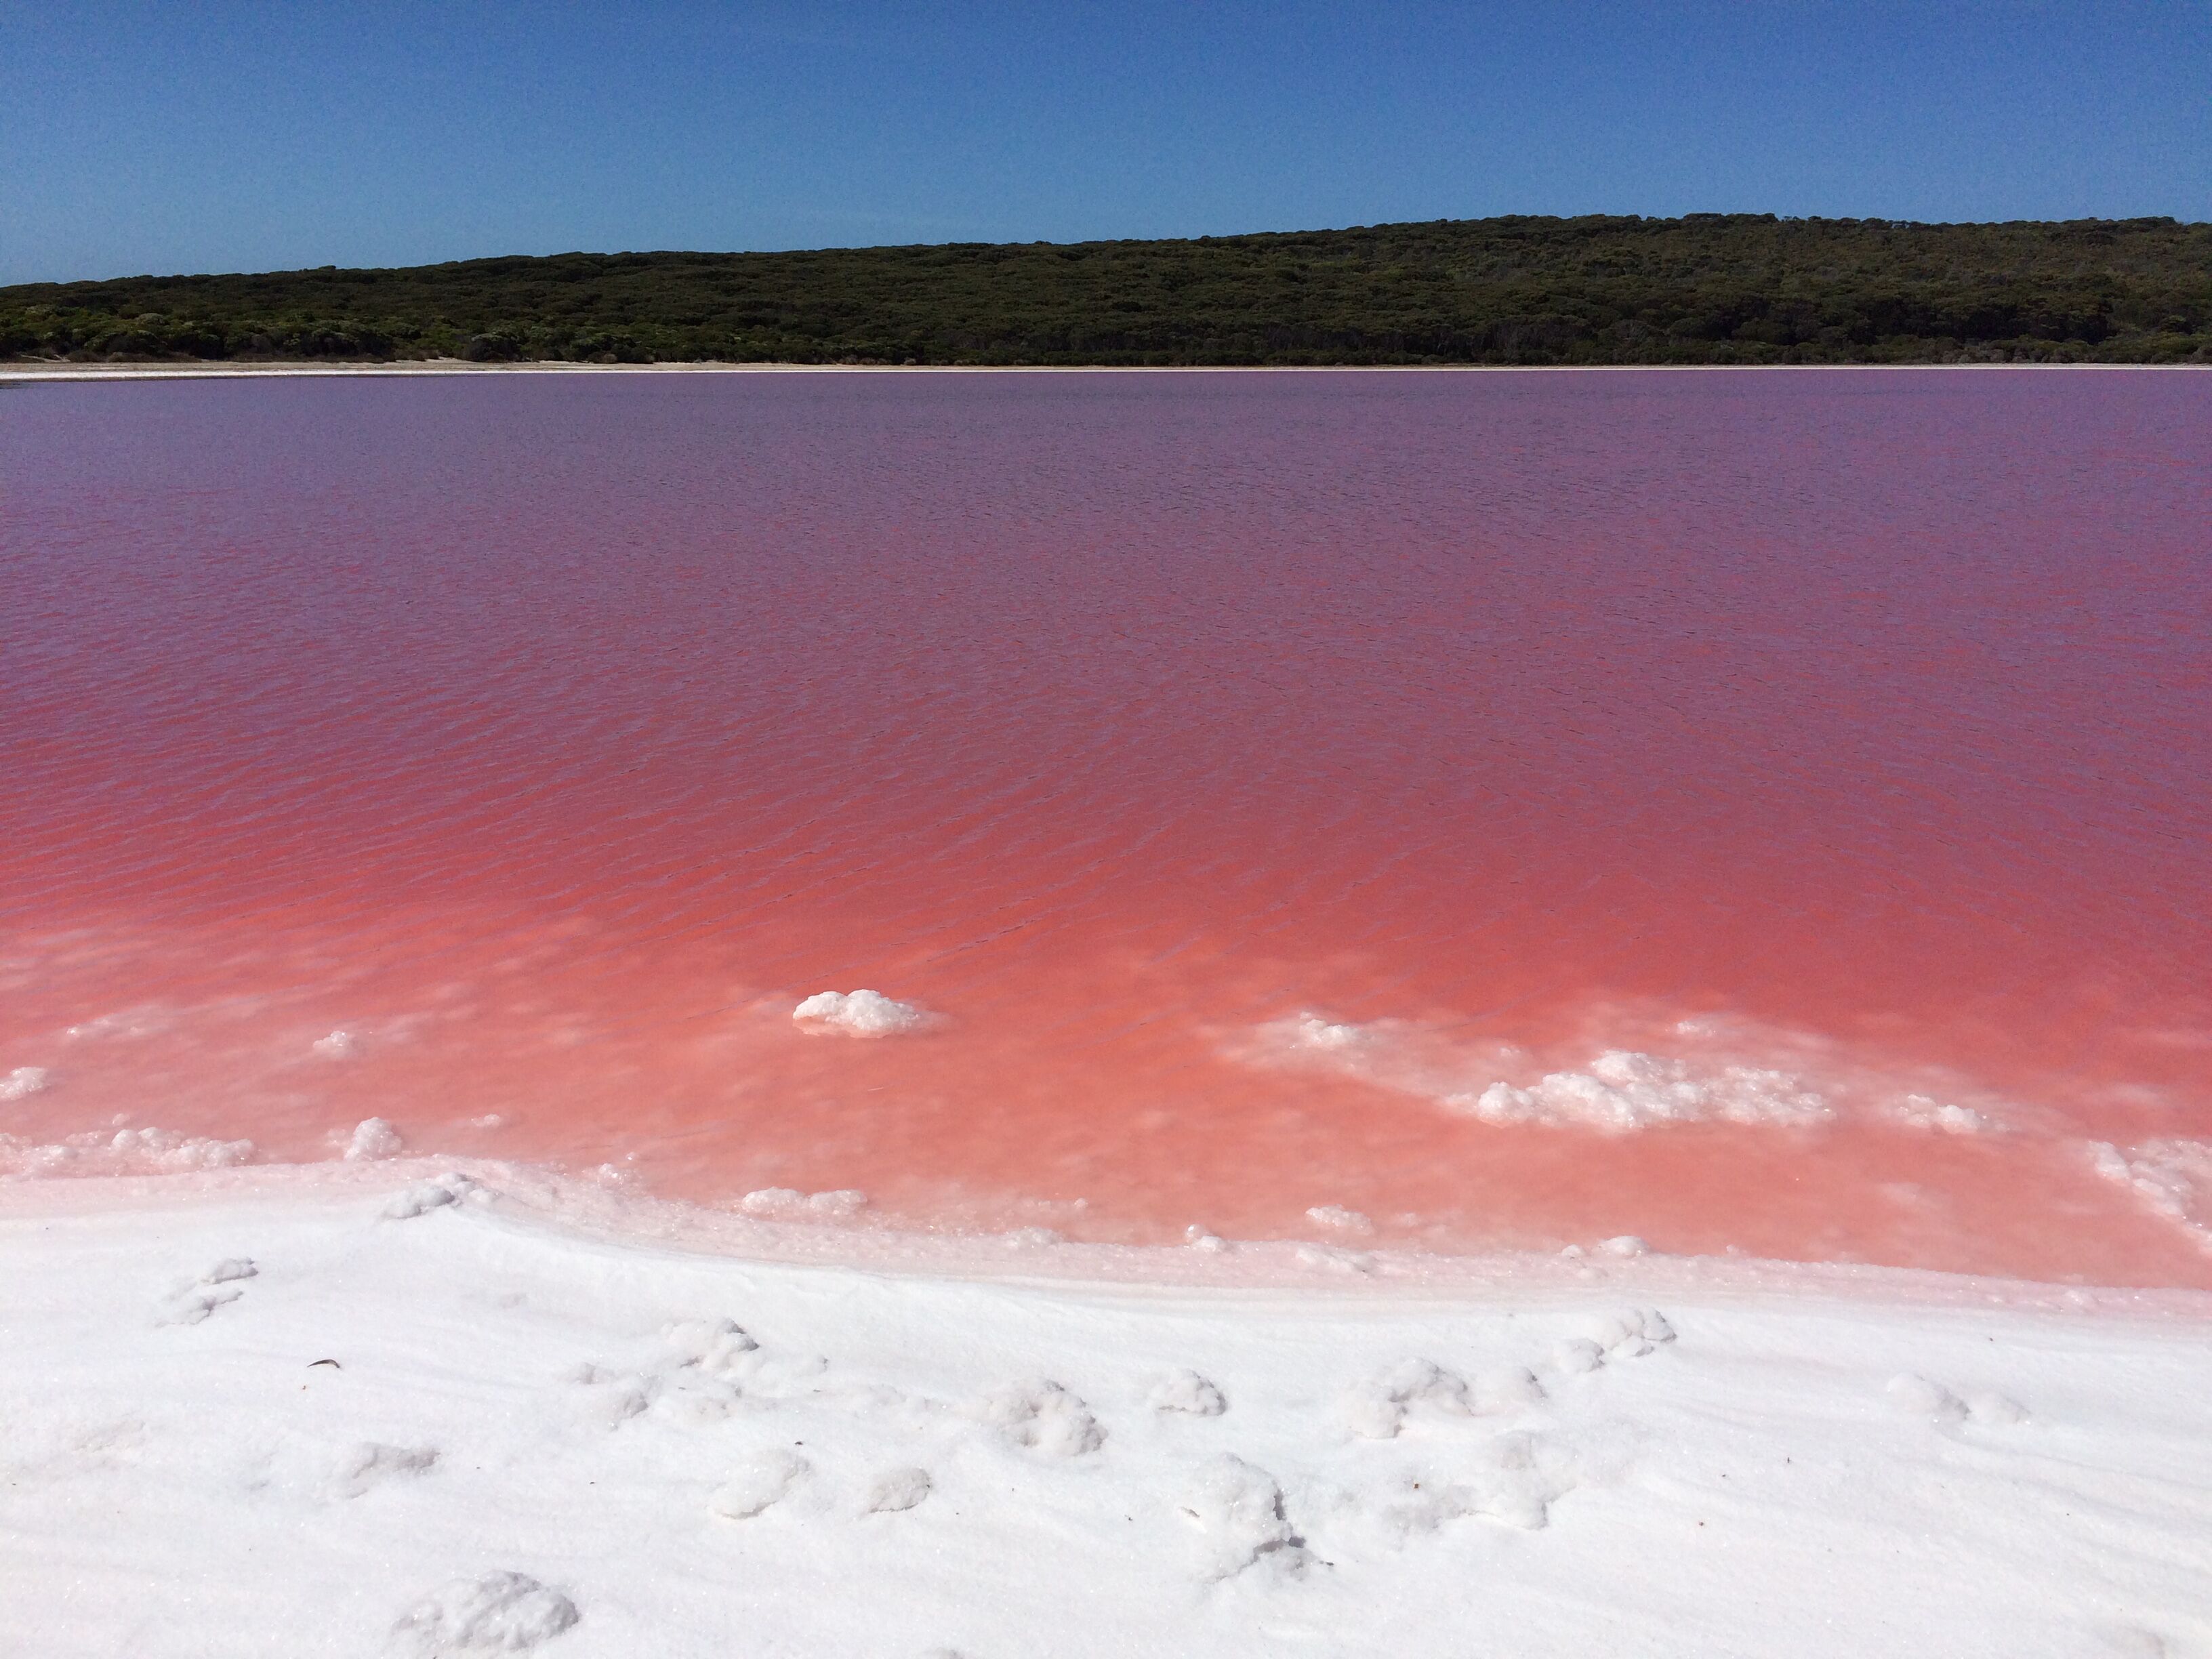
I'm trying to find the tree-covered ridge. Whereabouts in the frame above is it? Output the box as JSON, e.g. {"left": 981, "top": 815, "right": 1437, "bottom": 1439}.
{"left": 5, "top": 213, "right": 2209, "bottom": 366}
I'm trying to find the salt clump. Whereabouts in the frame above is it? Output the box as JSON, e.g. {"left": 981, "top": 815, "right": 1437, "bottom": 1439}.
{"left": 792, "top": 989, "right": 928, "bottom": 1036}
{"left": 344, "top": 1118, "right": 405, "bottom": 1161}
{"left": 311, "top": 1029, "right": 359, "bottom": 1059}
{"left": 383, "top": 1177, "right": 473, "bottom": 1221}
{"left": 1179, "top": 1454, "right": 1307, "bottom": 1579}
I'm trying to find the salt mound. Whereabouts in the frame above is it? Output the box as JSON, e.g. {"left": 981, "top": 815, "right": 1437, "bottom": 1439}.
{"left": 1179, "top": 1454, "right": 1306, "bottom": 1579}
{"left": 791, "top": 989, "right": 929, "bottom": 1036}
{"left": 343, "top": 1118, "right": 405, "bottom": 1161}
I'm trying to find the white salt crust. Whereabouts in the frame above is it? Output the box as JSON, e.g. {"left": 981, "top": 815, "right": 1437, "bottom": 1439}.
{"left": 0, "top": 1166, "right": 2207, "bottom": 1658}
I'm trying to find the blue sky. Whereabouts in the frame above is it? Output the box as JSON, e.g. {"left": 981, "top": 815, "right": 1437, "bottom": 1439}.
{"left": 3, "top": 1, "right": 2207, "bottom": 284}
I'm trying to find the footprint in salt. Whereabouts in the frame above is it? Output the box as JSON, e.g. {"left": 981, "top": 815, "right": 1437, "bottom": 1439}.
{"left": 1366, "top": 1430, "right": 1584, "bottom": 1543}
{"left": 863, "top": 1466, "right": 933, "bottom": 1514}
{"left": 1551, "top": 1338, "right": 1607, "bottom": 1374}
{"left": 571, "top": 1316, "right": 768, "bottom": 1429}
{"left": 1343, "top": 1359, "right": 1469, "bottom": 1439}
{"left": 1589, "top": 1308, "right": 1676, "bottom": 1359}
{"left": 1295, "top": 1244, "right": 1374, "bottom": 1275}
{"left": 331, "top": 1441, "right": 440, "bottom": 1499}
{"left": 158, "top": 1258, "right": 258, "bottom": 1326}
{"left": 1149, "top": 1369, "right": 1229, "bottom": 1416}
{"left": 388, "top": 1571, "right": 578, "bottom": 1656}
{"left": 1885, "top": 1373, "right": 2027, "bottom": 1426}
{"left": 709, "top": 1448, "right": 812, "bottom": 1519}
{"left": 975, "top": 1380, "right": 1105, "bottom": 1456}
{"left": 1344, "top": 1359, "right": 1544, "bottom": 1439}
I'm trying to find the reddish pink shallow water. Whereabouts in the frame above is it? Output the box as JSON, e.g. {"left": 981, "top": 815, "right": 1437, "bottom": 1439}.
{"left": 3, "top": 370, "right": 2210, "bottom": 1284}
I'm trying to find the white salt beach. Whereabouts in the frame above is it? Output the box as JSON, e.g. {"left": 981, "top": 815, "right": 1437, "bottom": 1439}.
{"left": 3, "top": 1164, "right": 2209, "bottom": 1658}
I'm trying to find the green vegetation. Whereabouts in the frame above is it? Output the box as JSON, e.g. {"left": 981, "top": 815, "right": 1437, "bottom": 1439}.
{"left": 4, "top": 214, "right": 2209, "bottom": 366}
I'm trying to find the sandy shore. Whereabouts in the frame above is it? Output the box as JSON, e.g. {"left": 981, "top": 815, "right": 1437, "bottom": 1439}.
{"left": 4, "top": 1163, "right": 2208, "bottom": 1658}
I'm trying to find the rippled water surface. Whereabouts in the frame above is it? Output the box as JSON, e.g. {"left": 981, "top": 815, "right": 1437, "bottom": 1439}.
{"left": 4, "top": 369, "right": 2209, "bottom": 1284}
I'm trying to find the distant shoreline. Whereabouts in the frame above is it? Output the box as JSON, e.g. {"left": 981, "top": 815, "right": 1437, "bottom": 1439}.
{"left": 6, "top": 359, "right": 2205, "bottom": 384}
{"left": 10, "top": 218, "right": 2209, "bottom": 369}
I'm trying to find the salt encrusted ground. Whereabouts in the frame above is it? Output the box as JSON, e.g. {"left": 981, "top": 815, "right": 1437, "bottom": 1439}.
{"left": 3, "top": 1165, "right": 2209, "bottom": 1658}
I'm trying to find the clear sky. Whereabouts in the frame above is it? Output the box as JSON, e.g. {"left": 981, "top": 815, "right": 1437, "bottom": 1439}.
{"left": 3, "top": 1, "right": 2207, "bottom": 285}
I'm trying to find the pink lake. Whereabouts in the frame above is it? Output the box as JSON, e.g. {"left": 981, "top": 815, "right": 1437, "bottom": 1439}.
{"left": 3, "top": 369, "right": 2208, "bottom": 1285}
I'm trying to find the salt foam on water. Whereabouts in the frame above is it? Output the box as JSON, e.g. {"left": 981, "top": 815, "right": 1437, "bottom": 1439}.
{"left": 792, "top": 989, "right": 930, "bottom": 1036}
{"left": 2088, "top": 1139, "right": 2212, "bottom": 1256}
{"left": 1243, "top": 1012, "right": 2002, "bottom": 1136}
{"left": 1, "top": 1066, "right": 50, "bottom": 1101}
{"left": 0, "top": 1124, "right": 257, "bottom": 1179}
{"left": 1452, "top": 1050, "right": 1832, "bottom": 1133}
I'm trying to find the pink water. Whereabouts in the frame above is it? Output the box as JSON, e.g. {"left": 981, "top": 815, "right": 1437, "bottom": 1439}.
{"left": 4, "top": 370, "right": 2209, "bottom": 1285}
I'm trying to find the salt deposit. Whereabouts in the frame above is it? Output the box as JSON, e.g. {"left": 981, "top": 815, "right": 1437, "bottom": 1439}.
{"left": 3, "top": 1168, "right": 2207, "bottom": 1658}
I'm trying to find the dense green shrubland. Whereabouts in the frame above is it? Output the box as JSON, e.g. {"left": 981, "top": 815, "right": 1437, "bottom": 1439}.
{"left": 5, "top": 213, "right": 2208, "bottom": 366}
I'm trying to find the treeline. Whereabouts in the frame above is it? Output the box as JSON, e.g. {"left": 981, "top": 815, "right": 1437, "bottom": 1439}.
{"left": 5, "top": 214, "right": 2209, "bottom": 367}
